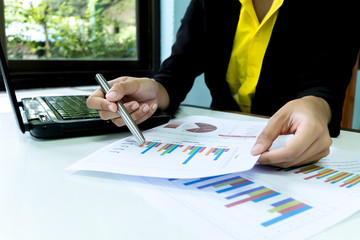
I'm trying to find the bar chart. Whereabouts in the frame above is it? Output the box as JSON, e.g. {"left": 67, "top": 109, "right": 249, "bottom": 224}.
{"left": 283, "top": 165, "right": 360, "bottom": 188}
{"left": 68, "top": 115, "right": 263, "bottom": 178}
{"left": 139, "top": 141, "right": 230, "bottom": 165}
{"left": 114, "top": 144, "right": 360, "bottom": 239}
{"left": 171, "top": 174, "right": 313, "bottom": 228}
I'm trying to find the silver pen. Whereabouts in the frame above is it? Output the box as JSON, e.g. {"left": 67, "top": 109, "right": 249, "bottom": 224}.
{"left": 95, "top": 73, "right": 146, "bottom": 144}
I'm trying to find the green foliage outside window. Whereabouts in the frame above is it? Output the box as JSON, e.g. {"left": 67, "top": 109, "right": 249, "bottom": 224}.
{"left": 5, "top": 0, "right": 136, "bottom": 60}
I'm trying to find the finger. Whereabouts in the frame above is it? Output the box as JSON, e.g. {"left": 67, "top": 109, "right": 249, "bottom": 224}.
{"left": 132, "top": 103, "right": 158, "bottom": 124}
{"left": 120, "top": 100, "right": 140, "bottom": 114}
{"left": 287, "top": 135, "right": 331, "bottom": 167}
{"left": 98, "top": 110, "right": 120, "bottom": 121}
{"left": 111, "top": 103, "right": 157, "bottom": 127}
{"left": 86, "top": 88, "right": 107, "bottom": 110}
{"left": 86, "top": 89, "right": 123, "bottom": 114}
{"left": 98, "top": 101, "right": 140, "bottom": 121}
{"left": 251, "top": 116, "right": 285, "bottom": 156}
{"left": 258, "top": 135, "right": 331, "bottom": 167}
{"left": 257, "top": 130, "right": 313, "bottom": 165}
{"left": 262, "top": 118, "right": 329, "bottom": 163}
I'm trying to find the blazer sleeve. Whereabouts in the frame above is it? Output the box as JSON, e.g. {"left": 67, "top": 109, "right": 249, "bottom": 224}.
{"left": 293, "top": 4, "right": 360, "bottom": 137}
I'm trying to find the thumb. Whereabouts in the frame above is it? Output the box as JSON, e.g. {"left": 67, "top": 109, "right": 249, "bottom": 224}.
{"left": 251, "top": 120, "right": 282, "bottom": 156}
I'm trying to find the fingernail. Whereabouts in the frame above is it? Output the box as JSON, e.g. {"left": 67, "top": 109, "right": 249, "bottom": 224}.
{"left": 106, "top": 91, "right": 117, "bottom": 99}
{"left": 142, "top": 105, "right": 150, "bottom": 113}
{"left": 131, "top": 102, "right": 139, "bottom": 111}
{"left": 108, "top": 104, "right": 117, "bottom": 112}
{"left": 152, "top": 104, "right": 157, "bottom": 110}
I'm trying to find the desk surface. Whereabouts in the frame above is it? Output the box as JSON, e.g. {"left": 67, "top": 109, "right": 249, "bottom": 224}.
{"left": 1, "top": 88, "right": 360, "bottom": 240}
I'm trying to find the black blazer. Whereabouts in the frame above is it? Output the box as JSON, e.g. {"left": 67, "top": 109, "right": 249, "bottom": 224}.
{"left": 154, "top": 0, "right": 360, "bottom": 137}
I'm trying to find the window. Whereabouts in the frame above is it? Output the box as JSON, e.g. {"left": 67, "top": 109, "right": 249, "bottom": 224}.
{"left": 0, "top": 0, "right": 160, "bottom": 90}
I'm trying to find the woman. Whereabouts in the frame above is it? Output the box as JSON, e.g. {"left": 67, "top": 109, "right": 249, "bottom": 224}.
{"left": 87, "top": 0, "right": 360, "bottom": 168}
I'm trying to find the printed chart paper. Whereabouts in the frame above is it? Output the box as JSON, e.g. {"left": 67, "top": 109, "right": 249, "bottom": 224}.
{"left": 115, "top": 147, "right": 360, "bottom": 240}
{"left": 66, "top": 116, "right": 266, "bottom": 178}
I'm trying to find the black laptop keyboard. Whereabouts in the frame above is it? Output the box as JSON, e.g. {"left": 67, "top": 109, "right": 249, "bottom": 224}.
{"left": 44, "top": 96, "right": 100, "bottom": 120}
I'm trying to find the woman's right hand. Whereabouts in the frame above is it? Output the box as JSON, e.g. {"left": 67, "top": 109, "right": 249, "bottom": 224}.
{"left": 86, "top": 76, "right": 170, "bottom": 127}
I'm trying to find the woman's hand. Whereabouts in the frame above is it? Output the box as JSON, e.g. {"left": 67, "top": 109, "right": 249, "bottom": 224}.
{"left": 86, "top": 76, "right": 170, "bottom": 127}
{"left": 251, "top": 96, "right": 333, "bottom": 168}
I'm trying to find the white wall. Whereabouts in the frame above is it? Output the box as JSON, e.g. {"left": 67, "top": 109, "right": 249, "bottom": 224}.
{"left": 160, "top": 0, "right": 212, "bottom": 108}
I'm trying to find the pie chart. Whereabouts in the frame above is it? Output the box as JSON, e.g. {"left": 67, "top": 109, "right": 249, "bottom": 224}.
{"left": 185, "top": 122, "right": 217, "bottom": 133}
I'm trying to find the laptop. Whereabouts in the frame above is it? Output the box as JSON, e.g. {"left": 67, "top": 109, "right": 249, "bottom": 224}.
{"left": 0, "top": 41, "right": 170, "bottom": 139}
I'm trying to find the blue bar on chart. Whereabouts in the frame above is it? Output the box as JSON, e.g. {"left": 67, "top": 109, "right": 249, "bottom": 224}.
{"left": 261, "top": 198, "right": 312, "bottom": 227}
{"left": 170, "top": 174, "right": 313, "bottom": 228}
{"left": 196, "top": 176, "right": 245, "bottom": 189}
{"left": 182, "top": 146, "right": 206, "bottom": 164}
{"left": 140, "top": 141, "right": 184, "bottom": 155}
{"left": 185, "top": 175, "right": 255, "bottom": 194}
{"left": 340, "top": 174, "right": 360, "bottom": 188}
{"left": 205, "top": 147, "right": 230, "bottom": 160}
{"left": 140, "top": 140, "right": 231, "bottom": 164}
{"left": 140, "top": 141, "right": 161, "bottom": 154}
{"left": 159, "top": 143, "right": 183, "bottom": 156}
{"left": 182, "top": 175, "right": 225, "bottom": 186}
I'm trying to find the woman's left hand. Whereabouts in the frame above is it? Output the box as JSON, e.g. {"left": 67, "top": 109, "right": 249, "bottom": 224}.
{"left": 251, "top": 96, "right": 333, "bottom": 168}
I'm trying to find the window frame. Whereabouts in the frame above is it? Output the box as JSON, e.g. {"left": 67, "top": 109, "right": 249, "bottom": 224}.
{"left": 0, "top": 0, "right": 160, "bottom": 90}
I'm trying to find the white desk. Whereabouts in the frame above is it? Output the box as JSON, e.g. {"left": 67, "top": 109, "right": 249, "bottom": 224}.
{"left": 1, "top": 89, "right": 360, "bottom": 240}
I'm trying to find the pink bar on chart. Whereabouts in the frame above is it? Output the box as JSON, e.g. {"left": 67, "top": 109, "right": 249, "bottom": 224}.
{"left": 225, "top": 190, "right": 276, "bottom": 208}
{"left": 279, "top": 202, "right": 307, "bottom": 214}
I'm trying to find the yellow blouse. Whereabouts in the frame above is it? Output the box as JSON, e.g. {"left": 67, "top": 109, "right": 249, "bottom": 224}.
{"left": 226, "top": 0, "right": 284, "bottom": 113}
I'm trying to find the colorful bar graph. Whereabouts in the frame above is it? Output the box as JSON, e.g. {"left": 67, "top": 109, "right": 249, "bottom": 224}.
{"left": 325, "top": 172, "right": 353, "bottom": 183}
{"left": 184, "top": 176, "right": 225, "bottom": 186}
{"left": 303, "top": 169, "right": 337, "bottom": 180}
{"left": 140, "top": 141, "right": 184, "bottom": 155}
{"left": 196, "top": 176, "right": 243, "bottom": 189}
{"left": 205, "top": 147, "right": 230, "bottom": 161}
{"left": 140, "top": 141, "right": 160, "bottom": 154}
{"left": 140, "top": 141, "right": 230, "bottom": 164}
{"left": 216, "top": 179, "right": 253, "bottom": 193}
{"left": 183, "top": 146, "right": 202, "bottom": 164}
{"left": 294, "top": 165, "right": 324, "bottom": 174}
{"left": 225, "top": 188, "right": 280, "bottom": 208}
{"left": 182, "top": 145, "right": 228, "bottom": 164}
{"left": 291, "top": 165, "right": 359, "bottom": 188}
{"left": 226, "top": 186, "right": 266, "bottom": 200}
{"left": 261, "top": 198, "right": 312, "bottom": 227}
{"left": 161, "top": 144, "right": 181, "bottom": 155}
{"left": 183, "top": 175, "right": 225, "bottom": 186}
{"left": 172, "top": 175, "right": 313, "bottom": 228}
{"left": 340, "top": 174, "right": 360, "bottom": 188}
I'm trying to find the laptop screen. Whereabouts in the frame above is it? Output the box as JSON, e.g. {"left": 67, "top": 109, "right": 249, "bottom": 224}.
{"left": 0, "top": 41, "right": 26, "bottom": 133}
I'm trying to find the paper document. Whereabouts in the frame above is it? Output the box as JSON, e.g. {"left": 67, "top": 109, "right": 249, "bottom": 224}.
{"left": 115, "top": 147, "right": 360, "bottom": 240}
{"left": 66, "top": 115, "right": 266, "bottom": 178}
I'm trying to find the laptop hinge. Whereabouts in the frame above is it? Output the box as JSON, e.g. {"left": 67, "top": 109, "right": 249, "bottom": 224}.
{"left": 19, "top": 102, "right": 31, "bottom": 132}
